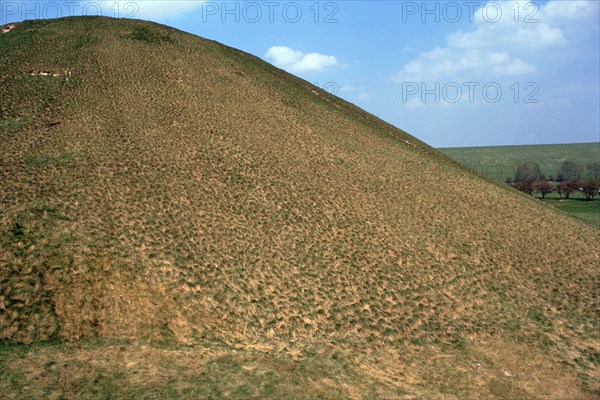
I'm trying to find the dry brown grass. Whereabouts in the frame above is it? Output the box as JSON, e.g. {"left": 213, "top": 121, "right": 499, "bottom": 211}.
{"left": 1, "top": 339, "right": 596, "bottom": 399}
{"left": 1, "top": 16, "right": 599, "bottom": 398}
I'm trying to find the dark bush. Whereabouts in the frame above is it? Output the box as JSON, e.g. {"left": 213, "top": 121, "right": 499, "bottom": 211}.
{"left": 533, "top": 181, "right": 553, "bottom": 199}
{"left": 513, "top": 180, "right": 534, "bottom": 195}
{"left": 581, "top": 178, "right": 600, "bottom": 200}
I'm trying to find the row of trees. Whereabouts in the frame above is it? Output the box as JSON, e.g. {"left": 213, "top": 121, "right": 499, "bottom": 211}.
{"left": 505, "top": 161, "right": 599, "bottom": 199}
{"left": 511, "top": 178, "right": 600, "bottom": 200}
{"left": 508, "top": 161, "right": 599, "bottom": 184}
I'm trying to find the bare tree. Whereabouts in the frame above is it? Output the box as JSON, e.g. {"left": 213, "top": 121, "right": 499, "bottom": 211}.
{"left": 557, "top": 161, "right": 583, "bottom": 182}
{"left": 585, "top": 162, "right": 600, "bottom": 179}
{"left": 514, "top": 162, "right": 543, "bottom": 183}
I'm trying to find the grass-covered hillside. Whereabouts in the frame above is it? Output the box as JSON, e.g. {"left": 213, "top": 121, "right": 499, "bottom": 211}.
{"left": 1, "top": 17, "right": 599, "bottom": 399}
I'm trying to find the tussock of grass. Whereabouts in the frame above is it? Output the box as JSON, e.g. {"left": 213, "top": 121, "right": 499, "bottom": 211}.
{"left": 0, "top": 16, "right": 598, "bottom": 399}
{"left": 25, "top": 151, "right": 76, "bottom": 168}
{"left": 0, "top": 117, "right": 31, "bottom": 132}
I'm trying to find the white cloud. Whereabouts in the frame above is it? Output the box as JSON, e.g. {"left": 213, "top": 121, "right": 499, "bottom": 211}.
{"left": 393, "top": 0, "right": 598, "bottom": 83}
{"left": 447, "top": 0, "right": 577, "bottom": 51}
{"left": 447, "top": 23, "right": 566, "bottom": 51}
{"left": 265, "top": 46, "right": 340, "bottom": 74}
{"left": 394, "top": 47, "right": 535, "bottom": 82}
{"left": 94, "top": 1, "right": 205, "bottom": 20}
{"left": 542, "top": 0, "right": 598, "bottom": 23}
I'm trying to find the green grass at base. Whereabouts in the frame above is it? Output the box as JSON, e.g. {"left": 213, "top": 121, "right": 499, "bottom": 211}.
{"left": 541, "top": 197, "right": 600, "bottom": 228}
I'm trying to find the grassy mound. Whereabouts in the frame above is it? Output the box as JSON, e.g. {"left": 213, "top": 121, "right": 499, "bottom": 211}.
{"left": 1, "top": 17, "right": 598, "bottom": 398}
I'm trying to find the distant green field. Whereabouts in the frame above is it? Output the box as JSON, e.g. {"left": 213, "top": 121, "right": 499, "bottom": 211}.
{"left": 439, "top": 142, "right": 600, "bottom": 228}
{"left": 438, "top": 142, "right": 600, "bottom": 182}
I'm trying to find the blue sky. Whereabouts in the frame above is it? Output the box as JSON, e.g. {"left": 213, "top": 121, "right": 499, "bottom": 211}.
{"left": 2, "top": 1, "right": 599, "bottom": 147}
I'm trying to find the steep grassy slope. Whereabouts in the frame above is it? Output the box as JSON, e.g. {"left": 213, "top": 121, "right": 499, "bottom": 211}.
{"left": 1, "top": 17, "right": 599, "bottom": 398}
